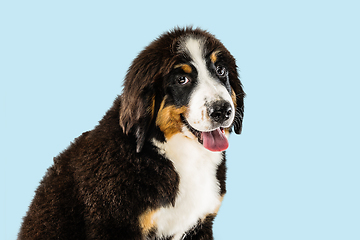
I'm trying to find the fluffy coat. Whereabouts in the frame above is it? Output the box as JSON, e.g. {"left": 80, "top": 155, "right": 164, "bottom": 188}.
{"left": 18, "top": 27, "right": 245, "bottom": 240}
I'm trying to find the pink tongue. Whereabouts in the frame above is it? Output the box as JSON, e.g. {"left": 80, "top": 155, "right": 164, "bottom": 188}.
{"left": 202, "top": 128, "right": 229, "bottom": 152}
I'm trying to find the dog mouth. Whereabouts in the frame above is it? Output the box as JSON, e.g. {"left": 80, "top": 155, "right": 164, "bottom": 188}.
{"left": 180, "top": 115, "right": 229, "bottom": 152}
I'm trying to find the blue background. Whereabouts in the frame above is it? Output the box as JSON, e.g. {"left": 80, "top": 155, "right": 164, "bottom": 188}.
{"left": 1, "top": 0, "right": 359, "bottom": 239}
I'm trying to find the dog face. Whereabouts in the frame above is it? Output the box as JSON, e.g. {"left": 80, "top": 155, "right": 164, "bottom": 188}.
{"left": 119, "top": 28, "right": 245, "bottom": 152}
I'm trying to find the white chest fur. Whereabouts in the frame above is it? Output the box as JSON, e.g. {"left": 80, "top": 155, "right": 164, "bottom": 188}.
{"left": 152, "top": 133, "right": 223, "bottom": 240}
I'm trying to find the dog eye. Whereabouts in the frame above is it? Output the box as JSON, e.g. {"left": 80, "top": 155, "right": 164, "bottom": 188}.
{"left": 178, "top": 76, "right": 190, "bottom": 85}
{"left": 216, "top": 66, "right": 227, "bottom": 77}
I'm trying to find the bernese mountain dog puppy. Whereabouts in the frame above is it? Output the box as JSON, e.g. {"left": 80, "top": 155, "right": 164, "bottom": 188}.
{"left": 18, "top": 27, "right": 245, "bottom": 240}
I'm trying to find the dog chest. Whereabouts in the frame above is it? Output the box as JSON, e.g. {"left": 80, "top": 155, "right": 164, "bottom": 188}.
{"left": 152, "top": 134, "right": 223, "bottom": 239}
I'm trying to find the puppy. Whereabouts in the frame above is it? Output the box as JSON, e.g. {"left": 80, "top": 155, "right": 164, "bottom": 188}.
{"left": 18, "top": 27, "right": 245, "bottom": 240}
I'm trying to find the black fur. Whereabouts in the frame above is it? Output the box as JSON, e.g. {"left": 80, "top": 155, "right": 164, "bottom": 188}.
{"left": 18, "top": 27, "right": 245, "bottom": 240}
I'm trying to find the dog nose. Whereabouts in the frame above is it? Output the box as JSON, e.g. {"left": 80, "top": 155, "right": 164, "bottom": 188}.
{"left": 208, "top": 100, "right": 232, "bottom": 124}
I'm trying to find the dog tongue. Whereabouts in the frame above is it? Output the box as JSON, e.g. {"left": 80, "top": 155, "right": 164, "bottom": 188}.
{"left": 202, "top": 128, "right": 229, "bottom": 152}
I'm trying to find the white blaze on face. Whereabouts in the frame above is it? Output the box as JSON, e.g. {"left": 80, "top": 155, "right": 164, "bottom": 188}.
{"left": 181, "top": 37, "right": 235, "bottom": 132}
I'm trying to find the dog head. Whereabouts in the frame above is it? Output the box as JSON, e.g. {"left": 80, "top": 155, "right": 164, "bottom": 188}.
{"left": 119, "top": 27, "right": 245, "bottom": 152}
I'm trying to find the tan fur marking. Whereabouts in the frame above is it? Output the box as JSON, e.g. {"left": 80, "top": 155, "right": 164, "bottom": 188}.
{"left": 174, "top": 63, "right": 192, "bottom": 74}
{"left": 150, "top": 95, "right": 156, "bottom": 119}
{"left": 231, "top": 88, "right": 237, "bottom": 108}
{"left": 210, "top": 50, "right": 220, "bottom": 63}
{"left": 200, "top": 195, "right": 224, "bottom": 222}
{"left": 213, "top": 195, "right": 225, "bottom": 215}
{"left": 139, "top": 209, "right": 158, "bottom": 234}
{"left": 156, "top": 99, "right": 187, "bottom": 139}
{"left": 224, "top": 128, "right": 230, "bottom": 136}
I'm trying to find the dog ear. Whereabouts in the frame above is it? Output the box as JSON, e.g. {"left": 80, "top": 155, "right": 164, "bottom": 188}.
{"left": 119, "top": 86, "right": 156, "bottom": 153}
{"left": 229, "top": 68, "right": 245, "bottom": 135}
{"left": 233, "top": 91, "right": 245, "bottom": 134}
{"left": 119, "top": 53, "right": 160, "bottom": 153}
{"left": 119, "top": 36, "right": 177, "bottom": 152}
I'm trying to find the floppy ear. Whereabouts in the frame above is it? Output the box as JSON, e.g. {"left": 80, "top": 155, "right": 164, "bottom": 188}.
{"left": 119, "top": 35, "right": 176, "bottom": 152}
{"left": 229, "top": 68, "right": 245, "bottom": 134}
{"left": 233, "top": 90, "right": 245, "bottom": 134}
{"left": 119, "top": 52, "right": 161, "bottom": 153}
{"left": 119, "top": 86, "right": 155, "bottom": 153}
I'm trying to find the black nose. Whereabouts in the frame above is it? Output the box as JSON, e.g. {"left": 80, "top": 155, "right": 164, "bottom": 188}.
{"left": 208, "top": 100, "right": 232, "bottom": 124}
